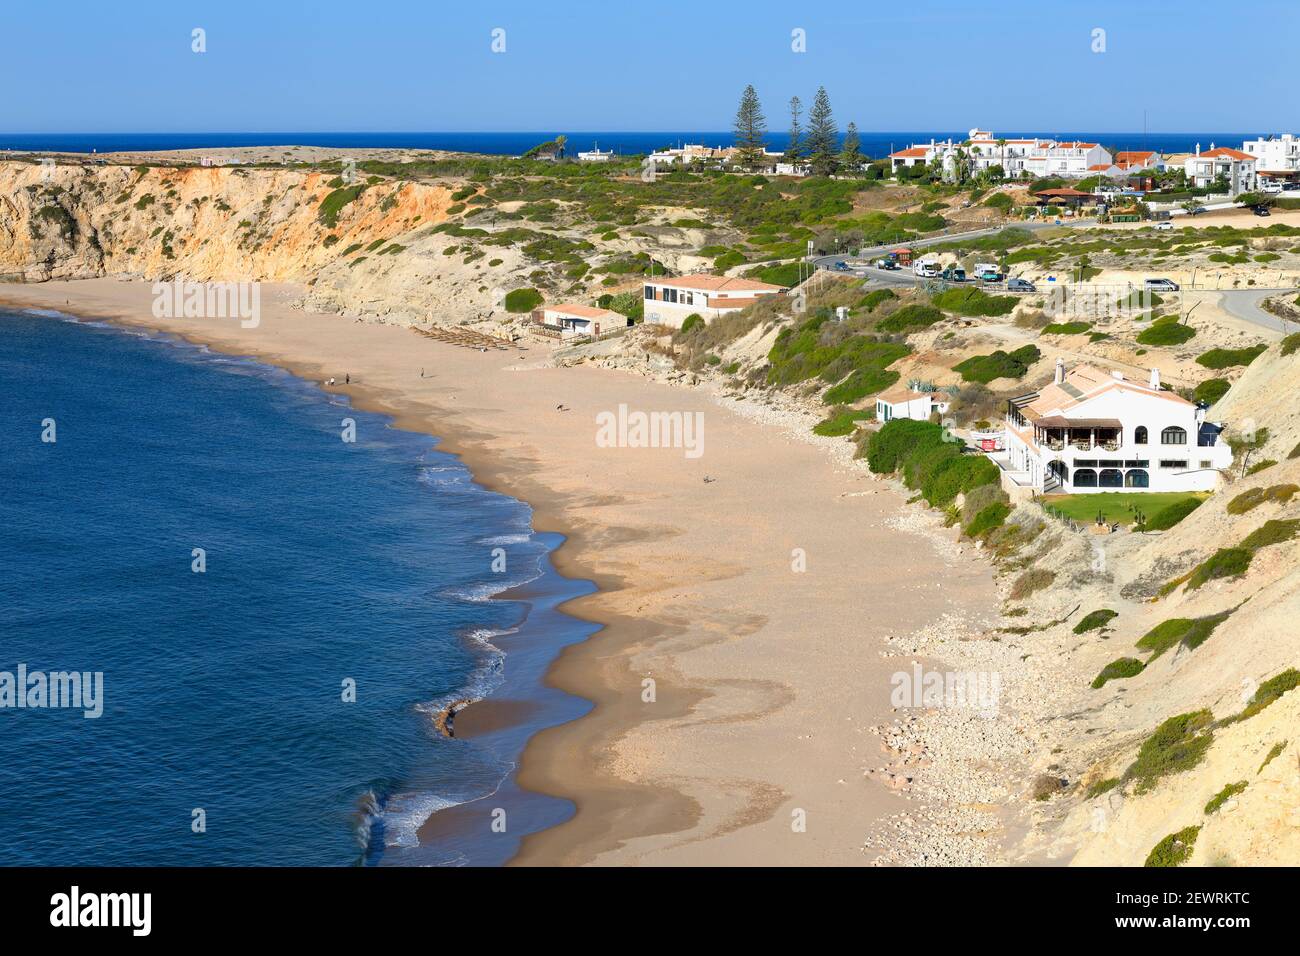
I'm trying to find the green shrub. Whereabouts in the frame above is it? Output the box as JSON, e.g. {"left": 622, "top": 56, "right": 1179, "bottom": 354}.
{"left": 1144, "top": 825, "right": 1201, "bottom": 867}
{"left": 858, "top": 288, "right": 896, "bottom": 312}
{"left": 1259, "top": 741, "right": 1287, "bottom": 773}
{"left": 1227, "top": 484, "right": 1299, "bottom": 514}
{"left": 812, "top": 408, "right": 873, "bottom": 437}
{"left": 503, "top": 288, "right": 543, "bottom": 313}
{"left": 1092, "top": 657, "right": 1145, "bottom": 688}
{"left": 1193, "top": 378, "right": 1230, "bottom": 405}
{"left": 1185, "top": 547, "right": 1252, "bottom": 590}
{"left": 1196, "top": 344, "right": 1267, "bottom": 369}
{"left": 680, "top": 314, "right": 704, "bottom": 334}
{"left": 1238, "top": 518, "right": 1300, "bottom": 551}
{"left": 1126, "top": 711, "right": 1214, "bottom": 793}
{"left": 1074, "top": 609, "right": 1118, "bottom": 633}
{"left": 317, "top": 185, "right": 365, "bottom": 227}
{"left": 1145, "top": 496, "right": 1203, "bottom": 530}
{"left": 1231, "top": 669, "right": 1300, "bottom": 724}
{"left": 930, "top": 287, "right": 1018, "bottom": 317}
{"left": 865, "top": 419, "right": 945, "bottom": 474}
{"left": 964, "top": 501, "right": 1010, "bottom": 538}
{"left": 1042, "top": 321, "right": 1092, "bottom": 335}
{"left": 953, "top": 344, "right": 1040, "bottom": 384}
{"left": 1136, "top": 316, "right": 1196, "bottom": 346}
{"left": 1246, "top": 458, "right": 1277, "bottom": 475}
{"left": 1136, "top": 612, "right": 1232, "bottom": 659}
{"left": 1280, "top": 332, "right": 1300, "bottom": 356}
{"left": 822, "top": 367, "right": 901, "bottom": 404}
{"left": 984, "top": 192, "right": 1013, "bottom": 211}
{"left": 922, "top": 453, "right": 1001, "bottom": 507}
{"left": 876, "top": 304, "right": 945, "bottom": 332}
{"left": 1204, "top": 781, "right": 1247, "bottom": 815}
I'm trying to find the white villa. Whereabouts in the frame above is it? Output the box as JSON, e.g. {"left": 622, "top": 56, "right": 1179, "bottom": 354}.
{"left": 577, "top": 147, "right": 613, "bottom": 162}
{"left": 1240, "top": 133, "right": 1300, "bottom": 186}
{"left": 1183, "top": 144, "right": 1257, "bottom": 195}
{"left": 642, "top": 275, "right": 787, "bottom": 328}
{"left": 875, "top": 387, "right": 951, "bottom": 423}
{"left": 996, "top": 361, "right": 1232, "bottom": 495}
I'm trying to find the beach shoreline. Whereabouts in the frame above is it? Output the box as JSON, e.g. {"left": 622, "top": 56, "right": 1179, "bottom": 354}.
{"left": 2, "top": 278, "right": 1005, "bottom": 865}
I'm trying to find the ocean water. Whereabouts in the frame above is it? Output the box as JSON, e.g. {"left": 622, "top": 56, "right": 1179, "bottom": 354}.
{"left": 0, "top": 130, "right": 1260, "bottom": 160}
{"left": 0, "top": 309, "right": 594, "bottom": 866}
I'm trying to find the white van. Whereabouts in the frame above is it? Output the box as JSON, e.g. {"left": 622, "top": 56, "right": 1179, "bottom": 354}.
{"left": 913, "top": 259, "right": 940, "bottom": 278}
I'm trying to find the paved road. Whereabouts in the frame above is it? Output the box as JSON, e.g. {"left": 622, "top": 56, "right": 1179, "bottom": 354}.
{"left": 1217, "top": 288, "right": 1298, "bottom": 336}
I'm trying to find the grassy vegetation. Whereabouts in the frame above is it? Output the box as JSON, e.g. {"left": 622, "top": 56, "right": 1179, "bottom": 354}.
{"left": 875, "top": 303, "right": 945, "bottom": 333}
{"left": 1125, "top": 710, "right": 1214, "bottom": 794}
{"left": 1223, "top": 668, "right": 1300, "bottom": 725}
{"left": 1086, "top": 777, "right": 1121, "bottom": 798}
{"left": 1042, "top": 492, "right": 1204, "bottom": 527}
{"left": 1259, "top": 741, "right": 1287, "bottom": 773}
{"left": 812, "top": 408, "right": 873, "bottom": 437}
{"left": 953, "top": 345, "right": 1040, "bottom": 384}
{"left": 1135, "top": 611, "right": 1233, "bottom": 660}
{"left": 503, "top": 288, "right": 543, "bottom": 313}
{"left": 1186, "top": 548, "right": 1253, "bottom": 590}
{"left": 317, "top": 185, "right": 365, "bottom": 227}
{"left": 930, "top": 287, "right": 1018, "bottom": 317}
{"left": 1196, "top": 344, "right": 1267, "bottom": 369}
{"left": 1092, "top": 657, "right": 1145, "bottom": 689}
{"left": 1009, "top": 568, "right": 1054, "bottom": 600}
{"left": 1225, "top": 483, "right": 1298, "bottom": 515}
{"left": 857, "top": 288, "right": 896, "bottom": 312}
{"left": 765, "top": 311, "right": 911, "bottom": 404}
{"left": 1135, "top": 315, "right": 1196, "bottom": 347}
{"left": 1144, "top": 825, "right": 1201, "bottom": 867}
{"left": 1204, "top": 781, "right": 1247, "bottom": 815}
{"left": 1041, "top": 320, "right": 1092, "bottom": 335}
{"left": 1192, "top": 378, "right": 1230, "bottom": 405}
{"left": 1145, "top": 496, "right": 1204, "bottom": 531}
{"left": 1074, "top": 609, "right": 1118, "bottom": 634}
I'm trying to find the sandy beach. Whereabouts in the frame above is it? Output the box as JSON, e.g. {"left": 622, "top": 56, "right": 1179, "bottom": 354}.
{"left": 1, "top": 278, "right": 1002, "bottom": 865}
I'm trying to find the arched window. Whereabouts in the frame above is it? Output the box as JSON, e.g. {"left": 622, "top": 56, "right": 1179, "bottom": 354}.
{"left": 1124, "top": 469, "right": 1150, "bottom": 488}
{"left": 1161, "top": 426, "right": 1187, "bottom": 445}
{"left": 1048, "top": 460, "right": 1069, "bottom": 484}
{"left": 1134, "top": 426, "right": 1148, "bottom": 445}
{"left": 1074, "top": 469, "right": 1098, "bottom": 487}
{"left": 1099, "top": 468, "right": 1123, "bottom": 488}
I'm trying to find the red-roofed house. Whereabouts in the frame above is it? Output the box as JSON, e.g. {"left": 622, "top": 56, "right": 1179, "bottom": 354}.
{"left": 642, "top": 274, "right": 788, "bottom": 328}
{"left": 1184, "top": 143, "right": 1257, "bottom": 195}
{"left": 1114, "top": 150, "right": 1165, "bottom": 172}
{"left": 535, "top": 303, "right": 629, "bottom": 339}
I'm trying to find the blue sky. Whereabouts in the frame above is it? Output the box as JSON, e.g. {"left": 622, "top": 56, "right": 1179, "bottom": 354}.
{"left": 2, "top": 0, "right": 1295, "bottom": 133}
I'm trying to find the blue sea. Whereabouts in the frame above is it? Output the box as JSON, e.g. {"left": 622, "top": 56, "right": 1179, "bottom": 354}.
{"left": 0, "top": 130, "right": 1261, "bottom": 160}
{"left": 0, "top": 309, "right": 596, "bottom": 866}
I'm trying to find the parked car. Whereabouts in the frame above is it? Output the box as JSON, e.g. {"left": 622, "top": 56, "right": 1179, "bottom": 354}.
{"left": 1153, "top": 221, "right": 1174, "bottom": 231}
{"left": 978, "top": 270, "right": 1003, "bottom": 283}
{"left": 1144, "top": 278, "right": 1179, "bottom": 291}
{"left": 1007, "top": 278, "right": 1036, "bottom": 292}
{"left": 875, "top": 258, "right": 899, "bottom": 271}
{"left": 1284, "top": 182, "right": 1300, "bottom": 192}
{"left": 941, "top": 267, "right": 966, "bottom": 282}
{"left": 833, "top": 260, "right": 850, "bottom": 271}
{"left": 1253, "top": 206, "right": 1271, "bottom": 217}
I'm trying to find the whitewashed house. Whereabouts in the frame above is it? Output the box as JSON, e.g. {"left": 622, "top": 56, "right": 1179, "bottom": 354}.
{"left": 996, "top": 360, "right": 1232, "bottom": 494}
{"left": 1114, "top": 150, "right": 1164, "bottom": 172}
{"left": 1183, "top": 144, "right": 1257, "bottom": 195}
{"left": 534, "top": 303, "right": 627, "bottom": 339}
{"left": 875, "top": 387, "right": 951, "bottom": 423}
{"left": 642, "top": 275, "right": 787, "bottom": 328}
{"left": 1022, "top": 142, "right": 1114, "bottom": 178}
{"left": 577, "top": 147, "right": 613, "bottom": 162}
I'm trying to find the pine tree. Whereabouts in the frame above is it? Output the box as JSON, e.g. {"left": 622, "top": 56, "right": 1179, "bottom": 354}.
{"left": 783, "top": 96, "right": 803, "bottom": 163}
{"left": 839, "top": 122, "right": 863, "bottom": 170}
{"left": 805, "top": 86, "right": 839, "bottom": 176}
{"left": 732, "top": 85, "right": 767, "bottom": 169}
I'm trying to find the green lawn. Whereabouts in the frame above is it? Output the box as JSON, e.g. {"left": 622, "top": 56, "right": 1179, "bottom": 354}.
{"left": 1042, "top": 492, "right": 1208, "bottom": 526}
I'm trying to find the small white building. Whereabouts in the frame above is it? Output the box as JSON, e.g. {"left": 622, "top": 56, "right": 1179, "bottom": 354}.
{"left": 875, "top": 387, "right": 951, "bottom": 423}
{"left": 578, "top": 148, "right": 613, "bottom": 162}
{"left": 642, "top": 275, "right": 787, "bottom": 328}
{"left": 997, "top": 360, "right": 1232, "bottom": 494}
{"left": 1022, "top": 142, "right": 1114, "bottom": 179}
{"left": 1184, "top": 144, "right": 1257, "bottom": 195}
{"left": 535, "top": 303, "right": 627, "bottom": 339}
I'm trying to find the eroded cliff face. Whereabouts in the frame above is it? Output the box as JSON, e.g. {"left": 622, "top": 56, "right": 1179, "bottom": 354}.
{"left": 0, "top": 160, "right": 524, "bottom": 323}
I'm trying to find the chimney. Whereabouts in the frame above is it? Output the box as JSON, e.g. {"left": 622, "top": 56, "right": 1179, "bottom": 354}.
{"left": 1055, "top": 358, "right": 1065, "bottom": 384}
{"left": 1195, "top": 142, "right": 1201, "bottom": 156}
{"left": 1149, "top": 367, "right": 1160, "bottom": 390}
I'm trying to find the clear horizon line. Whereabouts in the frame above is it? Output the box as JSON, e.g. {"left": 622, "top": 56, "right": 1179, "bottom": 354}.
{"left": 0, "top": 128, "right": 1268, "bottom": 137}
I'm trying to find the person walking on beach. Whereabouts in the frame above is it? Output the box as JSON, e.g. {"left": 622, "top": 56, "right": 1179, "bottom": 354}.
{"left": 345, "top": 373, "right": 350, "bottom": 385}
